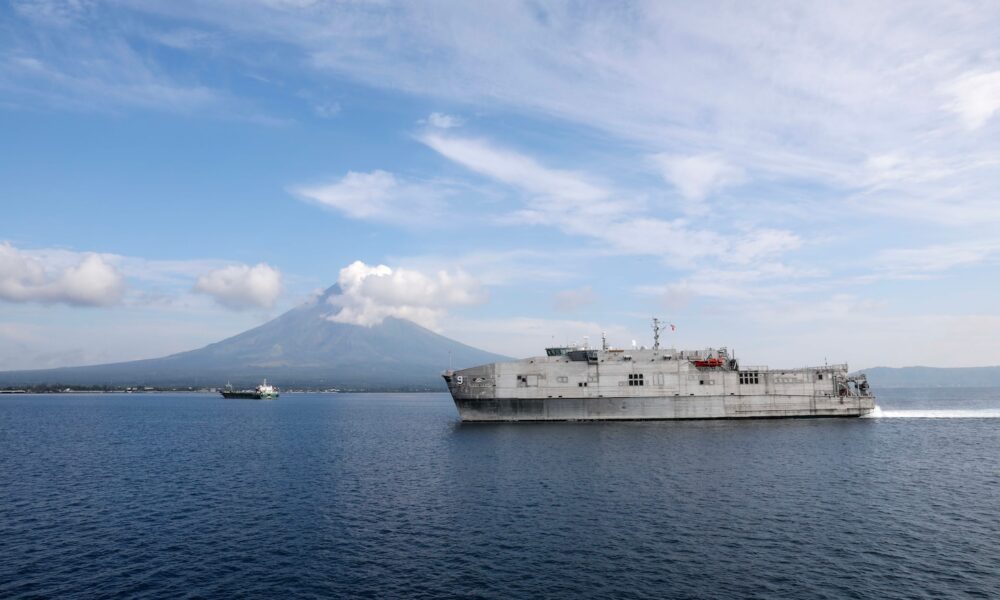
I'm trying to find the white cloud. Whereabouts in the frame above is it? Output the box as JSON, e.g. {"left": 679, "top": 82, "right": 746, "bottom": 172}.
{"left": 942, "top": 70, "right": 1000, "bottom": 130}
{"left": 0, "top": 242, "right": 124, "bottom": 306}
{"left": 651, "top": 153, "right": 744, "bottom": 210}
{"left": 293, "top": 170, "right": 449, "bottom": 225}
{"left": 194, "top": 263, "right": 283, "bottom": 310}
{"left": 425, "top": 112, "right": 462, "bottom": 128}
{"left": 327, "top": 260, "right": 486, "bottom": 329}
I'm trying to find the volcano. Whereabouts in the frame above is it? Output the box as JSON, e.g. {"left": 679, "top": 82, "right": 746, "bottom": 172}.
{"left": 0, "top": 286, "right": 508, "bottom": 390}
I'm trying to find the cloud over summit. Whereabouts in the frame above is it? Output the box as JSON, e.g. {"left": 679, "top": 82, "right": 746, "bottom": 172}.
{"left": 327, "top": 260, "right": 485, "bottom": 330}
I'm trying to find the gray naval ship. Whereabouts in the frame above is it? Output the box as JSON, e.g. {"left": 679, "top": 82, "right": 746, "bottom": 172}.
{"left": 443, "top": 319, "right": 875, "bottom": 422}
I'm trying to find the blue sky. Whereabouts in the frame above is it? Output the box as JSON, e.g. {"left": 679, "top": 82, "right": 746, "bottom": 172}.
{"left": 3, "top": 1, "right": 1000, "bottom": 369}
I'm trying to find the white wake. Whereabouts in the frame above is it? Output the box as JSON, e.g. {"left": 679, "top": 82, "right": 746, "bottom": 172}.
{"left": 865, "top": 405, "right": 1000, "bottom": 418}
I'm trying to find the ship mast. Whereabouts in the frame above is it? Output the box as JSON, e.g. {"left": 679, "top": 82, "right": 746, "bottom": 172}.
{"left": 652, "top": 317, "right": 662, "bottom": 350}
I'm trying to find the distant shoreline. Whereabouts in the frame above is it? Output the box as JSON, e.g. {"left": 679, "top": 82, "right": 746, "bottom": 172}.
{"left": 0, "top": 388, "right": 444, "bottom": 395}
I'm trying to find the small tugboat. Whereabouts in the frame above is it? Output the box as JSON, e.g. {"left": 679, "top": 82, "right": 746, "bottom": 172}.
{"left": 220, "top": 379, "right": 280, "bottom": 400}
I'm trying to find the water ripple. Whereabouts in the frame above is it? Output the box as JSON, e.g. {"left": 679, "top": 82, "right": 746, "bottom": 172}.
{"left": 2, "top": 391, "right": 999, "bottom": 598}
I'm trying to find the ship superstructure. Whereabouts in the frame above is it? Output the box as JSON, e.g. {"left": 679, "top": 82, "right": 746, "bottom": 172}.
{"left": 443, "top": 322, "right": 874, "bottom": 422}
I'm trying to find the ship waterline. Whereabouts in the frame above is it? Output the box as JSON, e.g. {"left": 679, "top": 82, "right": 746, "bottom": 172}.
{"left": 444, "top": 341, "right": 874, "bottom": 422}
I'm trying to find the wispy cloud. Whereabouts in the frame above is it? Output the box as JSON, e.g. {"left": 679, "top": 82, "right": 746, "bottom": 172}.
{"left": 1, "top": 5, "right": 276, "bottom": 121}
{"left": 635, "top": 263, "right": 826, "bottom": 308}
{"left": 313, "top": 101, "right": 341, "bottom": 118}
{"left": 12, "top": 2, "right": 1000, "bottom": 224}
{"left": 418, "top": 132, "right": 800, "bottom": 267}
{"left": 292, "top": 170, "right": 455, "bottom": 226}
{"left": 146, "top": 1, "right": 999, "bottom": 227}
{"left": 423, "top": 112, "right": 462, "bottom": 129}
{"left": 0, "top": 52, "right": 224, "bottom": 115}
{"left": 875, "top": 240, "right": 1000, "bottom": 278}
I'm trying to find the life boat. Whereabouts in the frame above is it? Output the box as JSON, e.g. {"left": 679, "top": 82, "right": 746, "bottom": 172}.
{"left": 692, "top": 357, "right": 726, "bottom": 368}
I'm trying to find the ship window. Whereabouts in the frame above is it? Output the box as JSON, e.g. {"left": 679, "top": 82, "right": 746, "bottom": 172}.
{"left": 699, "top": 380, "right": 704, "bottom": 385}
{"left": 818, "top": 373, "right": 823, "bottom": 380}
{"left": 739, "top": 371, "right": 760, "bottom": 385}
{"left": 557, "top": 376, "right": 568, "bottom": 383}
{"left": 627, "top": 373, "right": 644, "bottom": 386}
{"left": 578, "top": 382, "right": 588, "bottom": 387}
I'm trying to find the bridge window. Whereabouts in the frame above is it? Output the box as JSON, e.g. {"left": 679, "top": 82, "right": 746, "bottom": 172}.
{"left": 739, "top": 371, "right": 760, "bottom": 385}
{"left": 627, "top": 373, "right": 644, "bottom": 386}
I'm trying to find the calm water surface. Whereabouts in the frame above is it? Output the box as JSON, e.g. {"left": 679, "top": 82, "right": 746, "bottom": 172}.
{"left": 2, "top": 389, "right": 999, "bottom": 599}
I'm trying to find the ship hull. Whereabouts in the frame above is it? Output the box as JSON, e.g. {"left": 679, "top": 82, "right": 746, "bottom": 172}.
{"left": 454, "top": 394, "right": 875, "bottom": 422}
{"left": 220, "top": 391, "right": 279, "bottom": 400}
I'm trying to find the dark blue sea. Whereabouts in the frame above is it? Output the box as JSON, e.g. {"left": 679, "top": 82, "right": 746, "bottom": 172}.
{"left": 2, "top": 388, "right": 999, "bottom": 599}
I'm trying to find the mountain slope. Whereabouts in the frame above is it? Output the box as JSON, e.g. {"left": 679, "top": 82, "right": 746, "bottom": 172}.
{"left": 0, "top": 287, "right": 508, "bottom": 390}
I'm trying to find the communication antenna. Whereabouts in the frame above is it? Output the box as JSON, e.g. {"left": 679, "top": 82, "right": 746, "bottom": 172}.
{"left": 652, "top": 317, "right": 662, "bottom": 350}
{"left": 583, "top": 335, "right": 590, "bottom": 349}
{"left": 601, "top": 331, "right": 608, "bottom": 351}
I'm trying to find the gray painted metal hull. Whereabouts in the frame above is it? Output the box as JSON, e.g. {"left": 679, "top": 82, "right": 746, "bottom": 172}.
{"left": 454, "top": 393, "right": 875, "bottom": 422}
{"left": 444, "top": 345, "right": 876, "bottom": 422}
